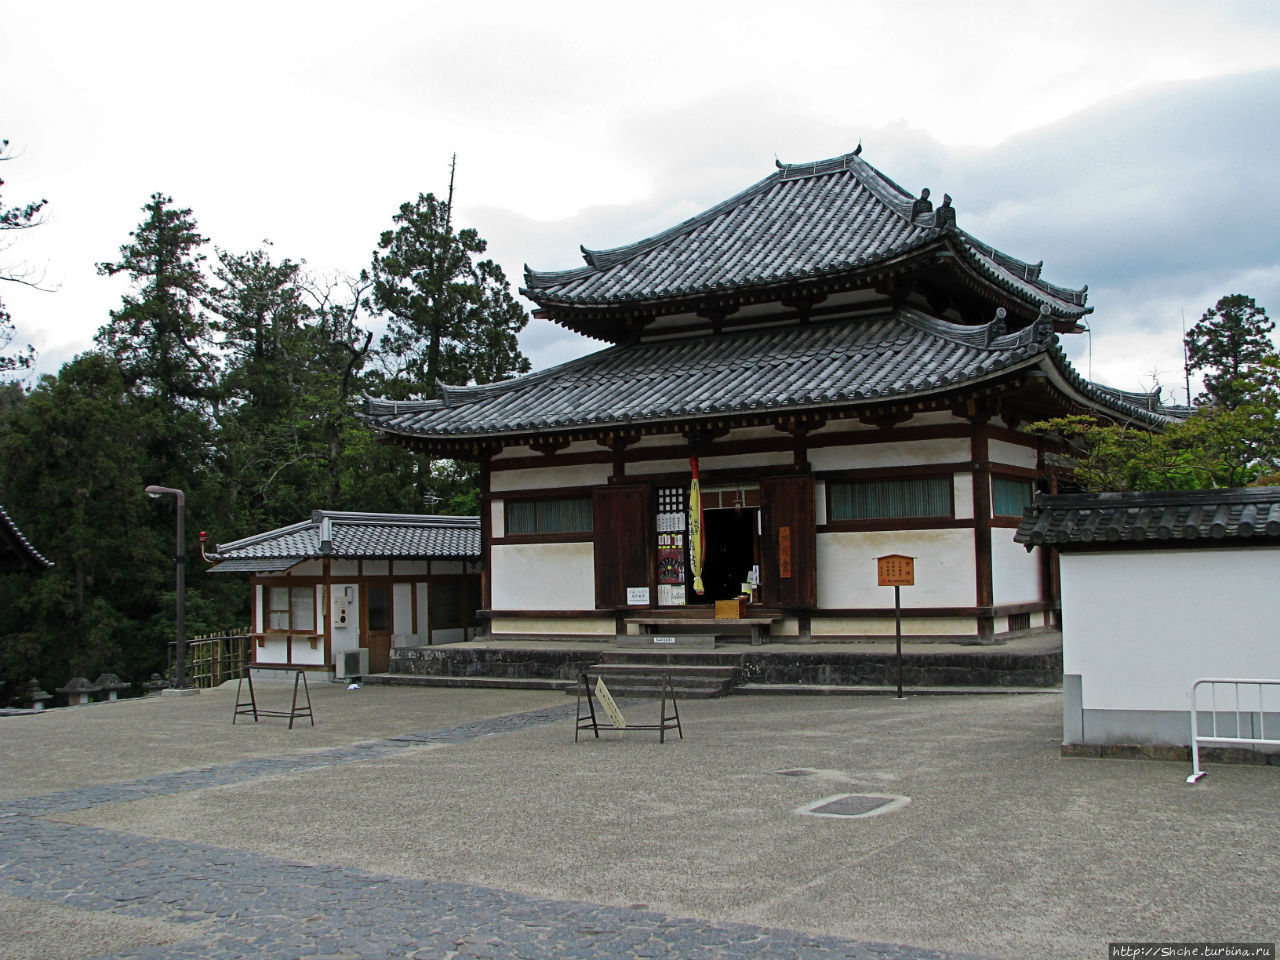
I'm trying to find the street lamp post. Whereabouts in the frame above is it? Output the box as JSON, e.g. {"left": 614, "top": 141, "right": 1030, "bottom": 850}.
{"left": 145, "top": 485, "right": 187, "bottom": 690}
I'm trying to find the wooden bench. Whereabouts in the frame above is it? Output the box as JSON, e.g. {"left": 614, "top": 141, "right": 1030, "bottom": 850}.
{"left": 624, "top": 616, "right": 779, "bottom": 645}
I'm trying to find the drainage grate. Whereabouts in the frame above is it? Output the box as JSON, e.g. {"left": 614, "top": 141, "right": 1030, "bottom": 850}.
{"left": 794, "top": 793, "right": 910, "bottom": 819}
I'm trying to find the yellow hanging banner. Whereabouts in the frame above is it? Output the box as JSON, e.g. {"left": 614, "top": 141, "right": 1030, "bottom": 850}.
{"left": 689, "top": 457, "right": 705, "bottom": 595}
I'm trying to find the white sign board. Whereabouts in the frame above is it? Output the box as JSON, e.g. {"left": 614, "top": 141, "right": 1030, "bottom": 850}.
{"left": 626, "top": 587, "right": 650, "bottom": 605}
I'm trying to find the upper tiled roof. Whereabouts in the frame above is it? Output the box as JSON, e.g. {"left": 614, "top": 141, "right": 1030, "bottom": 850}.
{"left": 361, "top": 309, "right": 1176, "bottom": 448}
{"left": 523, "top": 150, "right": 1089, "bottom": 322}
{"left": 1015, "top": 488, "right": 1280, "bottom": 550}
{"left": 0, "top": 505, "right": 52, "bottom": 573}
{"left": 209, "top": 511, "right": 480, "bottom": 572}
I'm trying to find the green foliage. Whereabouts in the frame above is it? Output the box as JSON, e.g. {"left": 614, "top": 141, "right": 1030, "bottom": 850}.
{"left": 96, "top": 194, "right": 217, "bottom": 405}
{"left": 0, "top": 170, "right": 526, "bottom": 701}
{"left": 368, "top": 187, "right": 531, "bottom": 399}
{"left": 1185, "top": 294, "right": 1276, "bottom": 409}
{"left": 1032, "top": 357, "right": 1280, "bottom": 491}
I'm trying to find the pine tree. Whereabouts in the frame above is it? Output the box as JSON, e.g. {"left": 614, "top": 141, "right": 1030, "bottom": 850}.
{"left": 1185, "top": 294, "right": 1276, "bottom": 409}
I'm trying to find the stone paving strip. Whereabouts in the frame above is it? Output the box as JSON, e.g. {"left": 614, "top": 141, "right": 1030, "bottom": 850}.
{"left": 1, "top": 704, "right": 990, "bottom": 960}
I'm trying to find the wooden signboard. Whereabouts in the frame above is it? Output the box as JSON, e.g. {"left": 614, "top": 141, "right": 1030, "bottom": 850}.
{"left": 778, "top": 526, "right": 792, "bottom": 579}
{"left": 877, "top": 554, "right": 915, "bottom": 587}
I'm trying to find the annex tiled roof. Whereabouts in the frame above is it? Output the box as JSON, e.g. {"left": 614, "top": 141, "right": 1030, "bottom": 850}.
{"left": 523, "top": 150, "right": 1089, "bottom": 321}
{"left": 1015, "top": 488, "right": 1280, "bottom": 550}
{"left": 209, "top": 511, "right": 480, "bottom": 572}
{"left": 0, "top": 505, "right": 52, "bottom": 573}
{"left": 361, "top": 309, "right": 1176, "bottom": 446}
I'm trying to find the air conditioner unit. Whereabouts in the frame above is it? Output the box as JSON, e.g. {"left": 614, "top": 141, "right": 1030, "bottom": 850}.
{"left": 334, "top": 648, "right": 368, "bottom": 679}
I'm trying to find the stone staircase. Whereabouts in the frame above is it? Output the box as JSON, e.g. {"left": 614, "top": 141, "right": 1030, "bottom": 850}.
{"left": 582, "top": 650, "right": 744, "bottom": 699}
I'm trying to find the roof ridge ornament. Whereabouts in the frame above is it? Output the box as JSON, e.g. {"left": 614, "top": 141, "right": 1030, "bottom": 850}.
{"left": 934, "top": 193, "right": 955, "bottom": 230}
{"left": 910, "top": 188, "right": 933, "bottom": 221}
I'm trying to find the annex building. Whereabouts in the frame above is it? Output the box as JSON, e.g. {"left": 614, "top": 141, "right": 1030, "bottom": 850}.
{"left": 361, "top": 150, "right": 1175, "bottom": 644}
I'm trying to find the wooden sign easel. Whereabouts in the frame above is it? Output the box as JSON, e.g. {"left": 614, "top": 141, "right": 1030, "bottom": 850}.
{"left": 575, "top": 672, "right": 683, "bottom": 743}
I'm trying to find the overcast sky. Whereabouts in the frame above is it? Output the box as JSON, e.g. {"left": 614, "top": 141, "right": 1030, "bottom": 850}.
{"left": 4, "top": 0, "right": 1279, "bottom": 404}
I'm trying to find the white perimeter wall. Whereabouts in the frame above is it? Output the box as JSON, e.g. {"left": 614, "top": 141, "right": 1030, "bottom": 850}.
{"left": 1061, "top": 547, "right": 1280, "bottom": 712}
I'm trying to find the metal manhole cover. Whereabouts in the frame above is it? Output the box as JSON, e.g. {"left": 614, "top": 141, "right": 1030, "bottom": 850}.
{"left": 795, "top": 793, "right": 910, "bottom": 819}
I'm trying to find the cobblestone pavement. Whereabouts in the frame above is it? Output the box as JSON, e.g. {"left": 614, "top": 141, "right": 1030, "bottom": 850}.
{"left": 1, "top": 704, "right": 989, "bottom": 960}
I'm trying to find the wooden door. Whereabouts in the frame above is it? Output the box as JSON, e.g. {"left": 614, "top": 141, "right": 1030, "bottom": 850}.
{"left": 593, "top": 484, "right": 653, "bottom": 608}
{"left": 761, "top": 475, "right": 816, "bottom": 608}
{"left": 362, "top": 582, "right": 393, "bottom": 673}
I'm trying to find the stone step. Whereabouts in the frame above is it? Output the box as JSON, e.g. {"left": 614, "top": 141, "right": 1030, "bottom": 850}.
{"left": 588, "top": 663, "right": 738, "bottom": 678}
{"left": 363, "top": 674, "right": 574, "bottom": 692}
{"left": 582, "top": 666, "right": 738, "bottom": 699}
{"left": 597, "top": 651, "right": 745, "bottom": 668}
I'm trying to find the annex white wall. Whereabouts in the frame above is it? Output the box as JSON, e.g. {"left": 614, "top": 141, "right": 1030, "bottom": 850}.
{"left": 492, "top": 542, "right": 595, "bottom": 610}
{"left": 816, "top": 528, "right": 975, "bottom": 608}
{"left": 1061, "top": 547, "right": 1280, "bottom": 716}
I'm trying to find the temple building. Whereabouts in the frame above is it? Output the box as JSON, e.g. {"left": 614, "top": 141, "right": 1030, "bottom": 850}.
{"left": 361, "top": 150, "right": 1175, "bottom": 644}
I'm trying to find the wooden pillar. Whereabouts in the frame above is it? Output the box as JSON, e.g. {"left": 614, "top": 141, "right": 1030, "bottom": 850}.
{"left": 971, "top": 416, "right": 995, "bottom": 643}
{"left": 478, "top": 451, "right": 492, "bottom": 616}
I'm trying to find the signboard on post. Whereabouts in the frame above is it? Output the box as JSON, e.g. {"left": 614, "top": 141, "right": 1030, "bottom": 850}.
{"left": 877, "top": 554, "right": 915, "bottom": 587}
{"left": 876, "top": 554, "right": 916, "bottom": 700}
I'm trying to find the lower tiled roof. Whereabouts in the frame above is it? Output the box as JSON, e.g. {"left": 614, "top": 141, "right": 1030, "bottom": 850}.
{"left": 0, "top": 505, "right": 52, "bottom": 572}
{"left": 1015, "top": 488, "right": 1280, "bottom": 549}
{"left": 361, "top": 310, "right": 1176, "bottom": 445}
{"left": 210, "top": 511, "right": 480, "bottom": 572}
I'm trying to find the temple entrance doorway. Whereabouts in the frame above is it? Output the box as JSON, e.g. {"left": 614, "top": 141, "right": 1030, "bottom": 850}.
{"left": 696, "top": 508, "right": 760, "bottom": 603}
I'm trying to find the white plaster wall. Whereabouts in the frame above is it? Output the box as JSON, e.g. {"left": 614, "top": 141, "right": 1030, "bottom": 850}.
{"left": 290, "top": 639, "right": 325, "bottom": 665}
{"left": 291, "top": 560, "right": 323, "bottom": 577}
{"left": 491, "top": 500, "right": 504, "bottom": 535}
{"left": 490, "top": 616, "right": 615, "bottom": 636}
{"left": 492, "top": 542, "right": 595, "bottom": 610}
{"left": 808, "top": 437, "right": 970, "bottom": 471}
{"left": 431, "top": 560, "right": 467, "bottom": 575}
{"left": 991, "top": 530, "right": 1041, "bottom": 605}
{"left": 816, "top": 529, "right": 976, "bottom": 608}
{"left": 394, "top": 560, "right": 428, "bottom": 575}
{"left": 953, "top": 473, "right": 974, "bottom": 520}
{"left": 811, "top": 615, "right": 976, "bottom": 638}
{"left": 490, "top": 463, "right": 611, "bottom": 492}
{"left": 257, "top": 637, "right": 288, "bottom": 663}
{"left": 331, "top": 560, "right": 358, "bottom": 576}
{"left": 1061, "top": 547, "right": 1280, "bottom": 712}
{"left": 989, "top": 438, "right": 1037, "bottom": 469}
{"left": 253, "top": 584, "right": 264, "bottom": 633}
{"left": 363, "top": 560, "right": 389, "bottom": 576}
{"left": 329, "top": 582, "right": 359, "bottom": 654}
{"left": 415, "top": 583, "right": 430, "bottom": 641}
{"left": 393, "top": 582, "right": 414, "bottom": 635}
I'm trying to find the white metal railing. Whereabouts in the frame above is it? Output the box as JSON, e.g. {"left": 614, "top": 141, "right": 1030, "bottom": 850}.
{"left": 1186, "top": 678, "right": 1280, "bottom": 783}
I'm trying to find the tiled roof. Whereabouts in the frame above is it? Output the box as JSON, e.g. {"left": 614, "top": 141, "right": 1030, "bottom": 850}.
{"left": 523, "top": 150, "right": 1089, "bottom": 321}
{"left": 0, "top": 505, "right": 52, "bottom": 573}
{"left": 360, "top": 309, "right": 1176, "bottom": 446}
{"left": 1014, "top": 488, "right": 1280, "bottom": 550}
{"left": 209, "top": 511, "right": 480, "bottom": 572}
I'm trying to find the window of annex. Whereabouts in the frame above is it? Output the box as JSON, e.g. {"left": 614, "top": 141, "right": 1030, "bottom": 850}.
{"left": 266, "top": 585, "right": 316, "bottom": 633}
